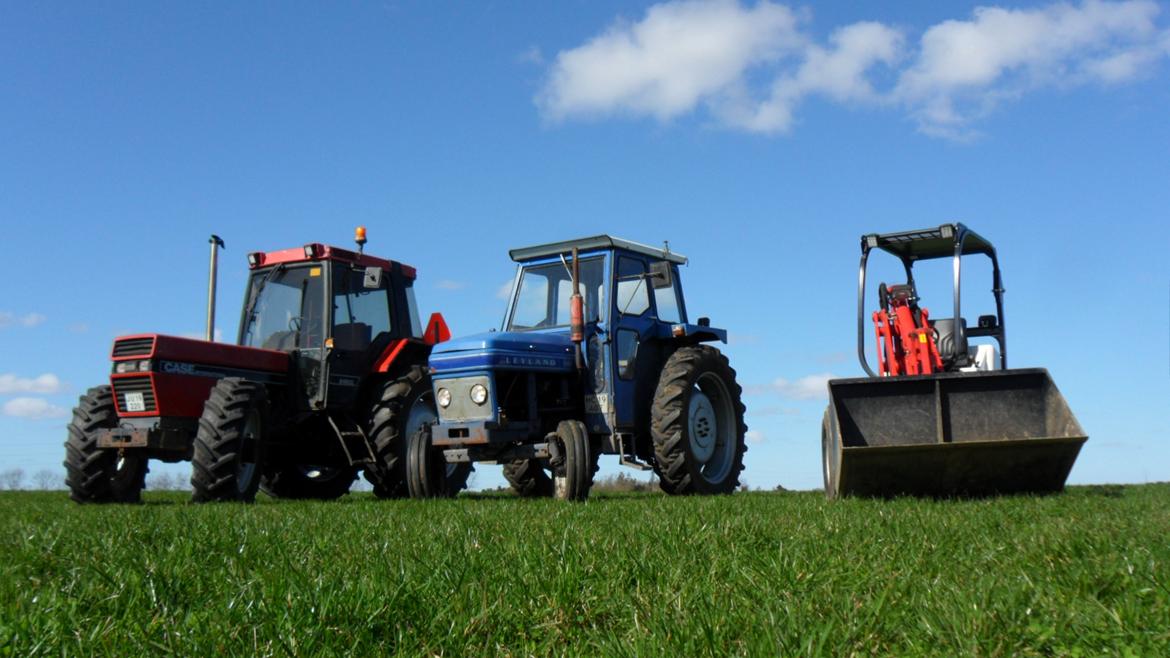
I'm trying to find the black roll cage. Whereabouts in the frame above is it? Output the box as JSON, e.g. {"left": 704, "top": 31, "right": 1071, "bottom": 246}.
{"left": 856, "top": 223, "right": 1007, "bottom": 377}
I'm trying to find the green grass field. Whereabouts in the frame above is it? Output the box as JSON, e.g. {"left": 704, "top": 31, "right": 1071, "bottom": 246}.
{"left": 2, "top": 484, "right": 1168, "bottom": 656}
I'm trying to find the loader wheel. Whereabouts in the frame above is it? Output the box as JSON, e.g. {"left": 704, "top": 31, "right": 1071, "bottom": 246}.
{"left": 502, "top": 459, "right": 554, "bottom": 498}
{"left": 821, "top": 407, "right": 842, "bottom": 499}
{"left": 63, "top": 385, "right": 148, "bottom": 503}
{"left": 261, "top": 465, "right": 358, "bottom": 500}
{"left": 551, "top": 420, "right": 596, "bottom": 502}
{"left": 190, "top": 378, "right": 266, "bottom": 503}
{"left": 363, "top": 367, "right": 437, "bottom": 499}
{"left": 651, "top": 346, "right": 746, "bottom": 495}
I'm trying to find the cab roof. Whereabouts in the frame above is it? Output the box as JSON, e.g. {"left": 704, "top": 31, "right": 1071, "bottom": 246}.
{"left": 509, "top": 235, "right": 688, "bottom": 264}
{"left": 251, "top": 244, "right": 417, "bottom": 279}
{"left": 862, "top": 223, "right": 995, "bottom": 262}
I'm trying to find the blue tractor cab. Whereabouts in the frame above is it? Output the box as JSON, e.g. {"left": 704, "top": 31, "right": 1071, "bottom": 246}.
{"left": 405, "top": 235, "right": 746, "bottom": 501}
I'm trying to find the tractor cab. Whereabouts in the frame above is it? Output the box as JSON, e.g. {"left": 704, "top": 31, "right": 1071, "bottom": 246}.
{"left": 238, "top": 242, "right": 426, "bottom": 411}
{"left": 861, "top": 223, "right": 1006, "bottom": 377}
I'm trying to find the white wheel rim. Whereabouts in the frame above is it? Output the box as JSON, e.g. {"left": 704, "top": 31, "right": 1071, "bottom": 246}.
{"left": 691, "top": 373, "right": 736, "bottom": 484}
{"left": 404, "top": 396, "right": 455, "bottom": 477}
{"left": 688, "top": 391, "right": 717, "bottom": 463}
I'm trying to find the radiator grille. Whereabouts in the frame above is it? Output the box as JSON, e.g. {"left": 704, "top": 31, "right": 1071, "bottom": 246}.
{"left": 113, "top": 337, "right": 155, "bottom": 358}
{"left": 112, "top": 376, "right": 157, "bottom": 413}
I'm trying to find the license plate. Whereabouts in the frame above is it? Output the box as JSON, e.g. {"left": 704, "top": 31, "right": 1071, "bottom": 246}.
{"left": 124, "top": 392, "right": 146, "bottom": 412}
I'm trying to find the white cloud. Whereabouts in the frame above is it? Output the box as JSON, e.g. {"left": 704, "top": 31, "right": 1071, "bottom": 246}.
{"left": 538, "top": 0, "right": 804, "bottom": 125}
{"left": 2, "top": 397, "right": 68, "bottom": 420}
{"left": 436, "top": 280, "right": 466, "bottom": 291}
{"left": 537, "top": 0, "right": 1170, "bottom": 138}
{"left": 748, "top": 372, "right": 835, "bottom": 400}
{"left": 746, "top": 429, "right": 767, "bottom": 445}
{"left": 0, "top": 373, "right": 64, "bottom": 395}
{"left": 720, "top": 20, "right": 902, "bottom": 133}
{"left": 0, "top": 312, "right": 47, "bottom": 328}
{"left": 894, "top": 0, "right": 1167, "bottom": 136}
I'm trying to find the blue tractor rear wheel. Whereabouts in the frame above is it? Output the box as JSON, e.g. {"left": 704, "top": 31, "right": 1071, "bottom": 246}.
{"left": 651, "top": 346, "right": 746, "bottom": 495}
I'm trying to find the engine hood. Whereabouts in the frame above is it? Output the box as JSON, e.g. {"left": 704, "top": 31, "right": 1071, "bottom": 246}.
{"left": 429, "top": 330, "right": 575, "bottom": 376}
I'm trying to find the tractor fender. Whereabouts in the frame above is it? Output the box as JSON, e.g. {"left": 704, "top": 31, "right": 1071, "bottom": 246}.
{"left": 374, "top": 338, "right": 434, "bottom": 377}
{"left": 651, "top": 323, "right": 728, "bottom": 345}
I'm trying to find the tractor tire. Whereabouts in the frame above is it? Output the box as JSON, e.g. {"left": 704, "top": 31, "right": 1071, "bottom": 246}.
{"left": 63, "top": 385, "right": 148, "bottom": 503}
{"left": 821, "top": 407, "right": 841, "bottom": 499}
{"left": 651, "top": 345, "right": 747, "bottom": 495}
{"left": 190, "top": 378, "right": 266, "bottom": 503}
{"left": 502, "top": 459, "right": 554, "bottom": 498}
{"left": 261, "top": 465, "right": 358, "bottom": 500}
{"left": 551, "top": 420, "right": 596, "bottom": 502}
{"left": 405, "top": 424, "right": 442, "bottom": 499}
{"left": 363, "top": 366, "right": 436, "bottom": 499}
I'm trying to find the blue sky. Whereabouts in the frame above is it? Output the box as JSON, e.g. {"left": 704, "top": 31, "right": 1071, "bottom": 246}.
{"left": 1, "top": 1, "right": 1167, "bottom": 491}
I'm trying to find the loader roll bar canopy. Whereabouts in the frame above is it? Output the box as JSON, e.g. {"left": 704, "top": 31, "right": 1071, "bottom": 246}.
{"left": 857, "top": 223, "right": 1007, "bottom": 377}
{"left": 509, "top": 235, "right": 688, "bottom": 264}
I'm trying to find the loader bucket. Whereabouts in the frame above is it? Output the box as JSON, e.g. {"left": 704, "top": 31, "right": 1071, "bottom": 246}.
{"left": 822, "top": 368, "right": 1086, "bottom": 498}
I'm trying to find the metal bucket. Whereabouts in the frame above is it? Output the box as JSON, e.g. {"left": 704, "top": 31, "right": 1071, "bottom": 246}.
{"left": 822, "top": 368, "right": 1086, "bottom": 498}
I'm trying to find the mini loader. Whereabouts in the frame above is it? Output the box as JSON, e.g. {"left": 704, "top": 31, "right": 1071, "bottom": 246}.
{"left": 405, "top": 235, "right": 747, "bottom": 501}
{"left": 821, "top": 223, "right": 1087, "bottom": 498}
{"left": 65, "top": 228, "right": 470, "bottom": 503}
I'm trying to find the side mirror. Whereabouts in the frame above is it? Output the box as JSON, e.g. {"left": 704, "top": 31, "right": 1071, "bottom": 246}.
{"left": 363, "top": 266, "right": 383, "bottom": 289}
{"left": 649, "top": 261, "right": 673, "bottom": 289}
{"left": 977, "top": 314, "right": 997, "bottom": 329}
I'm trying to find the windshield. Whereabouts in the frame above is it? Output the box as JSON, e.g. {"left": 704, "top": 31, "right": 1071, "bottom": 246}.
{"left": 508, "top": 257, "right": 604, "bottom": 331}
{"left": 240, "top": 265, "right": 326, "bottom": 351}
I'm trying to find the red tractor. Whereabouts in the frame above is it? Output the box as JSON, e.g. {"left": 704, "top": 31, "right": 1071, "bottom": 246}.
{"left": 65, "top": 229, "right": 469, "bottom": 503}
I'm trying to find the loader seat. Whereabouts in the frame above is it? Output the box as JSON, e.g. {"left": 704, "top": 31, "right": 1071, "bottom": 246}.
{"left": 933, "top": 318, "right": 968, "bottom": 367}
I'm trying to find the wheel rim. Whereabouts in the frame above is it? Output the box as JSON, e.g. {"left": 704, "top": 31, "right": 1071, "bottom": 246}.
{"left": 690, "top": 372, "right": 736, "bottom": 484}
{"left": 405, "top": 395, "right": 458, "bottom": 478}
{"left": 300, "top": 466, "right": 343, "bottom": 481}
{"left": 111, "top": 454, "right": 139, "bottom": 488}
{"left": 237, "top": 409, "right": 261, "bottom": 495}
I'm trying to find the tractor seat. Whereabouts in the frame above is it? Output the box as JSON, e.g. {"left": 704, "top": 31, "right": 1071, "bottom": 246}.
{"left": 933, "top": 318, "right": 969, "bottom": 365}
{"left": 333, "top": 322, "right": 372, "bottom": 351}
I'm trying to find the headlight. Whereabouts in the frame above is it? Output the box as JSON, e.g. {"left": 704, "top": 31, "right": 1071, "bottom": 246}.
{"left": 114, "top": 362, "right": 134, "bottom": 374}
{"left": 437, "top": 388, "right": 452, "bottom": 408}
{"left": 137, "top": 360, "right": 152, "bottom": 372}
{"left": 470, "top": 384, "right": 488, "bottom": 405}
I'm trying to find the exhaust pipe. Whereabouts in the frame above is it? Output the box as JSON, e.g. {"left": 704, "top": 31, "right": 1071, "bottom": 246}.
{"left": 206, "top": 235, "right": 225, "bottom": 342}
{"left": 570, "top": 247, "right": 584, "bottom": 370}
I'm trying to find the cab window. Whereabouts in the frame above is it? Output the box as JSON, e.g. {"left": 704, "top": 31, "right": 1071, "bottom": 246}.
{"left": 616, "top": 257, "right": 650, "bottom": 316}
{"left": 333, "top": 265, "right": 393, "bottom": 352}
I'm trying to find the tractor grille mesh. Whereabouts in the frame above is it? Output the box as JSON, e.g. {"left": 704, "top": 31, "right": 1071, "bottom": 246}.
{"left": 112, "top": 377, "right": 157, "bottom": 413}
{"left": 112, "top": 337, "right": 155, "bottom": 358}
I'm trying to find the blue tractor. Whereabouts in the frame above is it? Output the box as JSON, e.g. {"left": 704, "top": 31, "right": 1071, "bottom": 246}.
{"left": 403, "top": 236, "right": 747, "bottom": 501}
